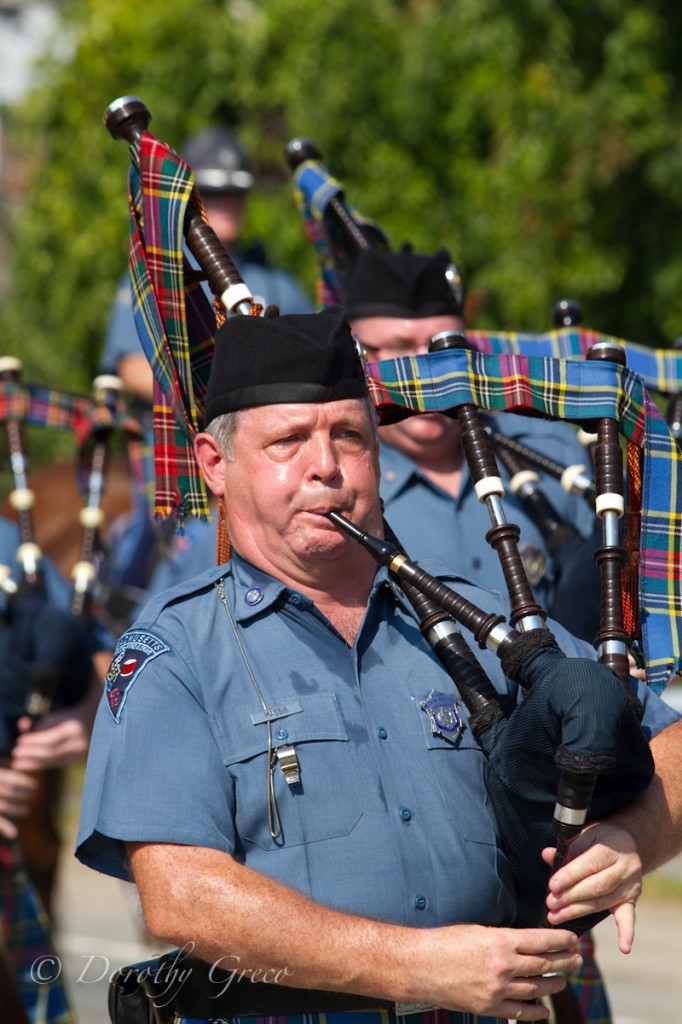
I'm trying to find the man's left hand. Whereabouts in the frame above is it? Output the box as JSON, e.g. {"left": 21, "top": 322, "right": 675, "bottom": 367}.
{"left": 541, "top": 822, "right": 643, "bottom": 953}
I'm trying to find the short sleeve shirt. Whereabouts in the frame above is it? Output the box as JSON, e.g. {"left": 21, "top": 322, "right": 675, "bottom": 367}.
{"left": 76, "top": 553, "right": 678, "bottom": 931}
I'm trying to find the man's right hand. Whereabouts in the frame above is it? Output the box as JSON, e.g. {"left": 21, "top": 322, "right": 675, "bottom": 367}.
{"left": 414, "top": 923, "right": 582, "bottom": 1020}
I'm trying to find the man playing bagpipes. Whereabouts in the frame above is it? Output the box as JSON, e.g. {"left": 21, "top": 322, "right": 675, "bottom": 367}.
{"left": 76, "top": 306, "right": 682, "bottom": 1024}
{"left": 0, "top": 358, "right": 131, "bottom": 1022}
{"left": 81, "top": 101, "right": 682, "bottom": 1023}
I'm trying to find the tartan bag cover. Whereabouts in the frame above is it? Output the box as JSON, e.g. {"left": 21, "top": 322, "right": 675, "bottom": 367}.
{"left": 466, "top": 326, "right": 682, "bottom": 395}
{"left": 127, "top": 132, "right": 216, "bottom": 525}
{"left": 367, "top": 347, "right": 682, "bottom": 695}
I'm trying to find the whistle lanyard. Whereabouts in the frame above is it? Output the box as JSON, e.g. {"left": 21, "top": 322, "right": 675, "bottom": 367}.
{"left": 215, "top": 578, "right": 299, "bottom": 841}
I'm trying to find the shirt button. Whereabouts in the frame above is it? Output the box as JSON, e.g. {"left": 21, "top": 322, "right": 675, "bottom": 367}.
{"left": 377, "top": 727, "right": 388, "bottom": 740}
{"left": 399, "top": 806, "right": 412, "bottom": 822}
{"left": 289, "top": 594, "right": 302, "bottom": 606}
{"left": 275, "top": 728, "right": 289, "bottom": 741}
{"left": 472, "top": 557, "right": 482, "bottom": 570}
{"left": 415, "top": 895, "right": 427, "bottom": 910}
{"left": 385, "top": 469, "right": 397, "bottom": 482}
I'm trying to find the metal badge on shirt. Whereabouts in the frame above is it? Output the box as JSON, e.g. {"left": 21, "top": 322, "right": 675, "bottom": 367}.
{"left": 419, "top": 689, "right": 464, "bottom": 744}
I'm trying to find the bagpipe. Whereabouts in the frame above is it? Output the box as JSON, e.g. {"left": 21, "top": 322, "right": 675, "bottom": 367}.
{"left": 103, "top": 98, "right": 682, "bottom": 1024}
{"left": 323, "top": 334, "right": 654, "bottom": 934}
{"left": 286, "top": 135, "right": 682, "bottom": 1024}
{"left": 0, "top": 363, "right": 140, "bottom": 1024}
{"left": 284, "top": 134, "right": 682, "bottom": 676}
{"left": 0, "top": 359, "right": 142, "bottom": 756}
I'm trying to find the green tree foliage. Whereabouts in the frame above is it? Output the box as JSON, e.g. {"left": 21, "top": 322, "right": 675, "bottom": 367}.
{"left": 2, "top": 0, "right": 682, "bottom": 404}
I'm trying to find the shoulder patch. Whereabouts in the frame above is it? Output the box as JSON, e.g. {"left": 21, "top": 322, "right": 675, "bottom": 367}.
{"left": 106, "top": 631, "right": 169, "bottom": 722}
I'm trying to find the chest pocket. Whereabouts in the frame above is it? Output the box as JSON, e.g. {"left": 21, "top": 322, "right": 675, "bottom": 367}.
{"left": 210, "top": 692, "right": 362, "bottom": 851}
{"left": 416, "top": 700, "right": 499, "bottom": 847}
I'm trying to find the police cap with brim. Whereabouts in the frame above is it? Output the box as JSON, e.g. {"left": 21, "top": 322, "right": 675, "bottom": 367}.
{"left": 346, "top": 248, "right": 462, "bottom": 319}
{"left": 204, "top": 306, "right": 368, "bottom": 425}
{"left": 182, "top": 126, "right": 255, "bottom": 194}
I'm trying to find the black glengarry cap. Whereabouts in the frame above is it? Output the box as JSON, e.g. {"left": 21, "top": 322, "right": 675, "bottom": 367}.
{"left": 346, "top": 248, "right": 463, "bottom": 319}
{"left": 204, "top": 306, "right": 368, "bottom": 424}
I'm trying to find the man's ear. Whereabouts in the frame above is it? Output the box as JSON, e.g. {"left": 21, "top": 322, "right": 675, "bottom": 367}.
{"left": 194, "top": 433, "right": 226, "bottom": 497}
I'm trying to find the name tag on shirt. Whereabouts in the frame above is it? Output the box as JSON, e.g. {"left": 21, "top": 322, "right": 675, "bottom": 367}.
{"left": 250, "top": 701, "right": 303, "bottom": 725}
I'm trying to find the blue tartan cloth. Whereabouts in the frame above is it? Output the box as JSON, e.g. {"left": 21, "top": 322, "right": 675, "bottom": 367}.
{"left": 367, "top": 347, "right": 682, "bottom": 694}
{"left": 0, "top": 836, "right": 74, "bottom": 1024}
{"left": 292, "top": 157, "right": 389, "bottom": 307}
{"left": 174, "top": 1011, "right": 506, "bottom": 1024}
{"left": 465, "top": 326, "right": 682, "bottom": 396}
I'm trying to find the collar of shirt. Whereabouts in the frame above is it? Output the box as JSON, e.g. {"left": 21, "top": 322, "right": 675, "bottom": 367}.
{"left": 224, "top": 550, "right": 404, "bottom": 625}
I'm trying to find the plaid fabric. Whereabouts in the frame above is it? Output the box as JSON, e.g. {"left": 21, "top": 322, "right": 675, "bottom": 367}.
{"left": 0, "top": 378, "right": 144, "bottom": 506}
{"left": 0, "top": 379, "right": 142, "bottom": 447}
{"left": 174, "top": 1011, "right": 506, "bottom": 1024}
{"left": 0, "top": 381, "right": 93, "bottom": 439}
{"left": 76, "top": 395, "right": 143, "bottom": 449}
{"left": 292, "top": 158, "right": 389, "bottom": 307}
{"left": 294, "top": 186, "right": 343, "bottom": 308}
{"left": 0, "top": 837, "right": 74, "bottom": 1024}
{"left": 367, "top": 348, "right": 682, "bottom": 694}
{"left": 564, "top": 933, "right": 613, "bottom": 1024}
{"left": 127, "top": 133, "right": 216, "bottom": 525}
{"left": 466, "top": 326, "right": 682, "bottom": 396}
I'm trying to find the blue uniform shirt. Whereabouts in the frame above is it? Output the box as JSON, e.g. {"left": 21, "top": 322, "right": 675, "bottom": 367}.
{"left": 141, "top": 513, "right": 218, "bottom": 604}
{"left": 76, "top": 553, "right": 677, "bottom": 929}
{"left": 379, "top": 413, "right": 598, "bottom": 625}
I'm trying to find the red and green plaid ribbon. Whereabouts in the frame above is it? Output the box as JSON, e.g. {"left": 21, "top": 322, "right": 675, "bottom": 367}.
{"left": 367, "top": 348, "right": 682, "bottom": 694}
{"left": 127, "top": 133, "right": 216, "bottom": 525}
{"left": 466, "top": 327, "right": 682, "bottom": 396}
{"left": 0, "top": 380, "right": 143, "bottom": 451}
